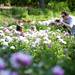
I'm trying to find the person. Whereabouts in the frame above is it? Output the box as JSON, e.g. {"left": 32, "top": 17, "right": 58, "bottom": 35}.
{"left": 60, "top": 11, "right": 75, "bottom": 34}
{"left": 16, "top": 19, "right": 23, "bottom": 32}
{"left": 15, "top": 19, "right": 25, "bottom": 36}
{"left": 29, "top": 26, "right": 37, "bottom": 34}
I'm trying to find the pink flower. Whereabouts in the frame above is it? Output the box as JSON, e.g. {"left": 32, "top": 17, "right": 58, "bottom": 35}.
{"left": 3, "top": 28, "right": 10, "bottom": 34}
{"left": 64, "top": 32, "right": 69, "bottom": 36}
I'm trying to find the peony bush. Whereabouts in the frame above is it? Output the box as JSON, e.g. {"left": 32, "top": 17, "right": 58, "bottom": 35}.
{"left": 0, "top": 23, "right": 74, "bottom": 75}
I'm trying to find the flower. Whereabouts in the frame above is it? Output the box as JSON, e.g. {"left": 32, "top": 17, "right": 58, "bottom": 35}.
{"left": 57, "top": 35, "right": 61, "bottom": 39}
{"left": 35, "top": 38, "right": 41, "bottom": 45}
{"left": 57, "top": 29, "right": 61, "bottom": 32}
{"left": 0, "top": 30, "right": 5, "bottom": 38}
{"left": 59, "top": 38, "right": 66, "bottom": 44}
{"left": 31, "top": 42, "right": 36, "bottom": 48}
{"left": 0, "top": 70, "right": 18, "bottom": 75}
{"left": 43, "top": 37, "right": 51, "bottom": 44}
{"left": 10, "top": 52, "right": 32, "bottom": 68}
{"left": 2, "top": 41, "right": 8, "bottom": 46}
{"left": 63, "top": 32, "right": 69, "bottom": 36}
{"left": 57, "top": 35, "right": 66, "bottom": 44}
{"left": 9, "top": 25, "right": 16, "bottom": 30}
{"left": 11, "top": 72, "right": 18, "bottom": 75}
{"left": 52, "top": 65, "right": 64, "bottom": 75}
{"left": 10, "top": 46, "right": 15, "bottom": 50}
{"left": 0, "top": 58, "right": 6, "bottom": 70}
{"left": 0, "top": 70, "right": 10, "bottom": 75}
{"left": 3, "top": 28, "right": 10, "bottom": 34}
{"left": 5, "top": 36, "right": 13, "bottom": 43}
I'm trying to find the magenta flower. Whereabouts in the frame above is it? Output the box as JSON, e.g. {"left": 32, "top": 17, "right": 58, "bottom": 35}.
{"left": 52, "top": 65, "right": 64, "bottom": 75}
{"left": 10, "top": 52, "right": 32, "bottom": 68}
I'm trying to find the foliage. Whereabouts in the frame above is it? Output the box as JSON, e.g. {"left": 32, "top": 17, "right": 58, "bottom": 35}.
{"left": 0, "top": 7, "right": 57, "bottom": 24}
{"left": 48, "top": 2, "right": 69, "bottom": 12}
{"left": 0, "top": 0, "right": 75, "bottom": 11}
{"left": 0, "top": 22, "right": 74, "bottom": 75}
{"left": 67, "top": 0, "right": 75, "bottom": 11}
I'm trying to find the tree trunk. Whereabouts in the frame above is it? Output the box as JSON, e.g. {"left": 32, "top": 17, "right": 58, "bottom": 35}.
{"left": 39, "top": 0, "right": 45, "bottom": 8}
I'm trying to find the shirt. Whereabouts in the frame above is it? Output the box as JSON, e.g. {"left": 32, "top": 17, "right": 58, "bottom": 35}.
{"left": 61, "top": 15, "right": 75, "bottom": 28}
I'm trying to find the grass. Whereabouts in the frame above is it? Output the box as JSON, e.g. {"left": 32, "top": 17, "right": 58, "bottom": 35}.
{"left": 0, "top": 2, "right": 75, "bottom": 25}
{"left": 0, "top": 7, "right": 62, "bottom": 25}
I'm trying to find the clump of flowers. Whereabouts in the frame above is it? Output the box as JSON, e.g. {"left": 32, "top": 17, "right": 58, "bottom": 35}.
{"left": 52, "top": 65, "right": 64, "bottom": 75}
{"left": 0, "top": 58, "right": 6, "bottom": 70}
{"left": 10, "top": 52, "right": 33, "bottom": 68}
{"left": 0, "top": 52, "right": 33, "bottom": 75}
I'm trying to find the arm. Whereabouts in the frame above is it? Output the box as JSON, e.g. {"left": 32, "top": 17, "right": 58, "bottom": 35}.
{"left": 61, "top": 22, "right": 71, "bottom": 28}
{"left": 61, "top": 17, "right": 74, "bottom": 28}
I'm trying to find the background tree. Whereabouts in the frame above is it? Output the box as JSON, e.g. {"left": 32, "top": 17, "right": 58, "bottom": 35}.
{"left": 67, "top": 0, "right": 75, "bottom": 11}
{"left": 38, "top": 0, "right": 45, "bottom": 8}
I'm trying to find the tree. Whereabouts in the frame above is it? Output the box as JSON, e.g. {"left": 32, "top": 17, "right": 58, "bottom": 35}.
{"left": 38, "top": 0, "right": 45, "bottom": 8}
{"left": 67, "top": 0, "right": 75, "bottom": 11}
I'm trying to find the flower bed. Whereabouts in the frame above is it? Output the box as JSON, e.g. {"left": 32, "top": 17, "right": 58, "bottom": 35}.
{"left": 0, "top": 24, "right": 74, "bottom": 75}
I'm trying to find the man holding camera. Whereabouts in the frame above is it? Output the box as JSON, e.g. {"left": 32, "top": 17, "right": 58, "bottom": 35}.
{"left": 60, "top": 11, "right": 75, "bottom": 35}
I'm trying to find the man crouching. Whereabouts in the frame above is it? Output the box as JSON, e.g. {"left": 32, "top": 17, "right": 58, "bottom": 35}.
{"left": 60, "top": 11, "right": 75, "bottom": 35}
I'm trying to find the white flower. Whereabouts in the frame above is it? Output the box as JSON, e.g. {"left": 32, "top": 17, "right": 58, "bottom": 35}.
{"left": 0, "top": 30, "right": 5, "bottom": 38}
{"left": 35, "top": 38, "right": 41, "bottom": 45}
{"left": 47, "top": 27, "right": 51, "bottom": 30}
{"left": 43, "top": 37, "right": 51, "bottom": 44}
{"left": 31, "top": 21, "right": 36, "bottom": 24}
{"left": 57, "top": 35, "right": 61, "bottom": 39}
{"left": 10, "top": 46, "right": 15, "bottom": 50}
{"left": 52, "top": 32, "right": 56, "bottom": 35}
{"left": 0, "top": 39, "right": 5, "bottom": 42}
{"left": 18, "top": 36, "right": 25, "bottom": 42}
{"left": 15, "top": 31, "right": 21, "bottom": 36}
{"left": 31, "top": 42, "right": 36, "bottom": 48}
{"left": 57, "top": 29, "right": 61, "bottom": 32}
{"left": 43, "top": 37, "right": 49, "bottom": 40}
{"left": 38, "top": 30, "right": 48, "bottom": 37}
{"left": 59, "top": 38, "right": 67, "bottom": 44}
{"left": 18, "top": 36, "right": 29, "bottom": 43}
{"left": 2, "top": 41, "right": 8, "bottom": 46}
{"left": 0, "top": 26, "right": 4, "bottom": 29}
{"left": 20, "top": 22, "right": 23, "bottom": 26}
{"left": 5, "top": 36, "right": 13, "bottom": 43}
{"left": 12, "top": 37, "right": 18, "bottom": 40}
{"left": 9, "top": 25, "right": 16, "bottom": 30}
{"left": 38, "top": 20, "right": 51, "bottom": 26}
{"left": 43, "top": 40, "right": 51, "bottom": 44}
{"left": 23, "top": 38, "right": 29, "bottom": 44}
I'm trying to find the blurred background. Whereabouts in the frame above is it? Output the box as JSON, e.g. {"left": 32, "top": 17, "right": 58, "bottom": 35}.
{"left": 0, "top": 0, "right": 75, "bottom": 25}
